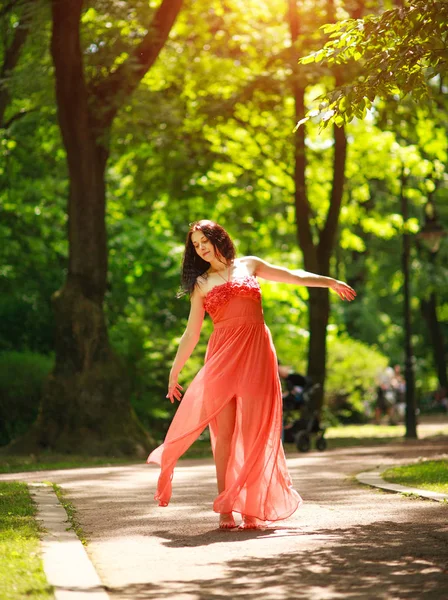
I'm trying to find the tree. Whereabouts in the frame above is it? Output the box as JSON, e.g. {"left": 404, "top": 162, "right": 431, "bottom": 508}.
{"left": 298, "top": 0, "right": 448, "bottom": 127}
{"left": 286, "top": 0, "right": 366, "bottom": 409}
{"left": 12, "top": 0, "right": 184, "bottom": 455}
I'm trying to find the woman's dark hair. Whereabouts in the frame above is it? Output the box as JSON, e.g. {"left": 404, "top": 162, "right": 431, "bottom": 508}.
{"left": 179, "top": 220, "right": 236, "bottom": 296}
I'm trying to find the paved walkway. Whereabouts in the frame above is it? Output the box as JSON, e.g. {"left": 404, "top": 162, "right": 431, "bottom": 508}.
{"left": 2, "top": 437, "right": 448, "bottom": 599}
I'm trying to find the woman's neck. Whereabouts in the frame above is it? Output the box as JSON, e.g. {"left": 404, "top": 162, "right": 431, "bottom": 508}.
{"left": 209, "top": 258, "right": 232, "bottom": 273}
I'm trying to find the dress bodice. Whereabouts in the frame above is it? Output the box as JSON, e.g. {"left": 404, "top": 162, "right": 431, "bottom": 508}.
{"left": 204, "top": 275, "right": 262, "bottom": 323}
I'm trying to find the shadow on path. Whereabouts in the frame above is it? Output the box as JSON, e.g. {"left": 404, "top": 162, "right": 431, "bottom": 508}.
{"left": 106, "top": 520, "right": 448, "bottom": 599}
{"left": 151, "top": 524, "right": 301, "bottom": 548}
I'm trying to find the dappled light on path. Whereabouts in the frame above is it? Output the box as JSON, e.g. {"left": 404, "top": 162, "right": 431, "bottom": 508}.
{"left": 104, "top": 519, "right": 447, "bottom": 599}
{"left": 1, "top": 438, "right": 447, "bottom": 599}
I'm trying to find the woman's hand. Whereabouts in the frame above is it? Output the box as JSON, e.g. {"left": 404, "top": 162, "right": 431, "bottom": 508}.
{"left": 331, "top": 280, "right": 357, "bottom": 301}
{"left": 167, "top": 372, "right": 183, "bottom": 403}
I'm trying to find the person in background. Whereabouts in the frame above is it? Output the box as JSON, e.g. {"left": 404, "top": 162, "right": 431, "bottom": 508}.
{"left": 375, "top": 366, "right": 396, "bottom": 425}
{"left": 392, "top": 364, "right": 406, "bottom": 421}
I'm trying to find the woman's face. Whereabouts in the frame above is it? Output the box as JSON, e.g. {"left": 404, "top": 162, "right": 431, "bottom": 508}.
{"left": 191, "top": 230, "right": 216, "bottom": 262}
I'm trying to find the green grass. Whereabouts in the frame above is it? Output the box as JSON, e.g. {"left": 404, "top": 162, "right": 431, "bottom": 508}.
{"left": 327, "top": 423, "right": 407, "bottom": 439}
{"left": 1, "top": 421, "right": 447, "bottom": 473}
{"left": 0, "top": 482, "right": 53, "bottom": 599}
{"left": 382, "top": 460, "right": 448, "bottom": 494}
{"left": 323, "top": 422, "right": 448, "bottom": 449}
{"left": 0, "top": 453, "right": 139, "bottom": 474}
{"left": 52, "top": 483, "right": 87, "bottom": 545}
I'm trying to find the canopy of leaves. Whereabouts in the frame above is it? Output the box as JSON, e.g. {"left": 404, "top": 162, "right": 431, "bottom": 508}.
{"left": 1, "top": 0, "right": 447, "bottom": 439}
{"left": 298, "top": 0, "right": 448, "bottom": 127}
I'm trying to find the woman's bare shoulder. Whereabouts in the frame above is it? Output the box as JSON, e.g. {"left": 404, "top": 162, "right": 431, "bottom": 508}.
{"left": 234, "top": 256, "right": 261, "bottom": 276}
{"left": 193, "top": 273, "right": 209, "bottom": 298}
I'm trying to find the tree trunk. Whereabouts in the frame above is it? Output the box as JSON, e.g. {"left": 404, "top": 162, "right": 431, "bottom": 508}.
{"left": 307, "top": 288, "right": 331, "bottom": 405}
{"left": 421, "top": 292, "right": 448, "bottom": 390}
{"left": 9, "top": 0, "right": 184, "bottom": 455}
{"left": 8, "top": 0, "right": 152, "bottom": 455}
{"left": 32, "top": 142, "right": 151, "bottom": 455}
{"left": 288, "top": 0, "right": 348, "bottom": 412}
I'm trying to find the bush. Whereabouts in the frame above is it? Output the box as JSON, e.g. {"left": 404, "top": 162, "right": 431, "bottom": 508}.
{"left": 109, "top": 303, "right": 213, "bottom": 443}
{"left": 325, "top": 336, "right": 388, "bottom": 423}
{"left": 0, "top": 352, "right": 53, "bottom": 446}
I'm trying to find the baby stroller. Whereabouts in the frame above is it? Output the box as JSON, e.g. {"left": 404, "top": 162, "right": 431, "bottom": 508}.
{"left": 282, "top": 373, "right": 327, "bottom": 452}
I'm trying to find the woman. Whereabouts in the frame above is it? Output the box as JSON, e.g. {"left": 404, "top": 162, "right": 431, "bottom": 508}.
{"left": 147, "top": 220, "right": 356, "bottom": 529}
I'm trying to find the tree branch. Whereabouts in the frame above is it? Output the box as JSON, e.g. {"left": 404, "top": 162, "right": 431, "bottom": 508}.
{"left": 91, "top": 0, "right": 184, "bottom": 128}
{"left": 0, "top": 18, "right": 30, "bottom": 77}
{"left": 287, "top": 0, "right": 318, "bottom": 271}
{"left": 0, "top": 0, "right": 20, "bottom": 19}
{"left": 0, "top": 1, "right": 33, "bottom": 124}
{"left": 1, "top": 107, "right": 35, "bottom": 128}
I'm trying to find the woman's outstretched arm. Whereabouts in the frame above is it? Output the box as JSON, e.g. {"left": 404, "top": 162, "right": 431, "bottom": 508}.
{"left": 167, "top": 289, "right": 205, "bottom": 403}
{"left": 248, "top": 256, "right": 356, "bottom": 301}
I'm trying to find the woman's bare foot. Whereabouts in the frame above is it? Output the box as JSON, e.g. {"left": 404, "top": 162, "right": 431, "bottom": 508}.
{"left": 238, "top": 515, "right": 264, "bottom": 530}
{"left": 219, "top": 513, "right": 236, "bottom": 529}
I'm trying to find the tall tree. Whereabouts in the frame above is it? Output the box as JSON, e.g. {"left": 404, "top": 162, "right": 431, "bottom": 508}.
{"left": 13, "top": 0, "right": 184, "bottom": 455}
{"left": 287, "top": 0, "right": 350, "bottom": 409}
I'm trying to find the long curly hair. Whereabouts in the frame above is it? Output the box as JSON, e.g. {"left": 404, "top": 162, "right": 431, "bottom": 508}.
{"left": 179, "top": 220, "right": 236, "bottom": 296}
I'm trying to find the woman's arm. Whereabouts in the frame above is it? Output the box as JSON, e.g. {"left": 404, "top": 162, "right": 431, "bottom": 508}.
{"left": 247, "top": 256, "right": 356, "bottom": 301}
{"left": 167, "top": 289, "right": 205, "bottom": 403}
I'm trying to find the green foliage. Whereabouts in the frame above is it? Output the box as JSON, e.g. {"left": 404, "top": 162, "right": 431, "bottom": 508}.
{"left": 299, "top": 0, "right": 448, "bottom": 127}
{"left": 0, "top": 352, "right": 53, "bottom": 446}
{"left": 0, "top": 0, "right": 446, "bottom": 440}
{"left": 0, "top": 91, "right": 67, "bottom": 355}
{"left": 0, "top": 482, "right": 52, "bottom": 599}
{"left": 325, "top": 335, "right": 388, "bottom": 423}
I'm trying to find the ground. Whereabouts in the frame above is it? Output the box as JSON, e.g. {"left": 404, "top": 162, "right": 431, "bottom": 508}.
{"left": 1, "top": 433, "right": 447, "bottom": 599}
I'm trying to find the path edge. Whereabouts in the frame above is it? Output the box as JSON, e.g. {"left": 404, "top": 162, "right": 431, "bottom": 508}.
{"left": 29, "top": 482, "right": 110, "bottom": 600}
{"left": 356, "top": 468, "right": 448, "bottom": 503}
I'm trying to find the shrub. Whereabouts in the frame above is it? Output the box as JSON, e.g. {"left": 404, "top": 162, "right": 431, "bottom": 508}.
{"left": 0, "top": 352, "right": 53, "bottom": 446}
{"left": 109, "top": 305, "right": 210, "bottom": 443}
{"left": 325, "top": 336, "right": 388, "bottom": 423}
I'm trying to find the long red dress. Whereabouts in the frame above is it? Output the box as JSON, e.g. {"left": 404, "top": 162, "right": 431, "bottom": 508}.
{"left": 147, "top": 275, "right": 302, "bottom": 522}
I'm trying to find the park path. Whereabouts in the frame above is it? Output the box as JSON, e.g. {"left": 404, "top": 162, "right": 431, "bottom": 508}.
{"left": 2, "top": 435, "right": 448, "bottom": 599}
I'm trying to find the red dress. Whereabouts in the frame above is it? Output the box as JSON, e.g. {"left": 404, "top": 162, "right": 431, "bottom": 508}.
{"left": 147, "top": 276, "right": 302, "bottom": 522}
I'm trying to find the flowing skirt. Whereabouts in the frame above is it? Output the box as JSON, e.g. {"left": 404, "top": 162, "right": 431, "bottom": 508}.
{"left": 147, "top": 316, "right": 302, "bottom": 521}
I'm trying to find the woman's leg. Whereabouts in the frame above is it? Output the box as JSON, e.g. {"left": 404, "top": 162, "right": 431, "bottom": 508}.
{"left": 238, "top": 391, "right": 266, "bottom": 529}
{"left": 214, "top": 397, "right": 237, "bottom": 527}
{"left": 214, "top": 397, "right": 237, "bottom": 494}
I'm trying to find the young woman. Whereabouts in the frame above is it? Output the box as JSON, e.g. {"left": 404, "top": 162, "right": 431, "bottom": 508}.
{"left": 147, "top": 220, "right": 356, "bottom": 529}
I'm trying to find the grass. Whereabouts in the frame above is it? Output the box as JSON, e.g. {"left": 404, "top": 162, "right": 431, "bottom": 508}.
{"left": 0, "top": 482, "right": 53, "bottom": 599}
{"left": 1, "top": 420, "right": 447, "bottom": 472}
{"left": 382, "top": 460, "right": 448, "bottom": 494}
{"left": 52, "top": 483, "right": 87, "bottom": 545}
{"left": 321, "top": 422, "right": 448, "bottom": 450}
{"left": 0, "top": 453, "right": 139, "bottom": 474}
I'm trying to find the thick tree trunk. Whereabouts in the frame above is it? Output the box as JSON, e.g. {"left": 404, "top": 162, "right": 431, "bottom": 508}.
{"left": 11, "top": 150, "right": 150, "bottom": 454}
{"left": 32, "top": 145, "right": 151, "bottom": 455}
{"left": 10, "top": 0, "right": 184, "bottom": 455}
{"left": 9, "top": 0, "right": 152, "bottom": 455}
